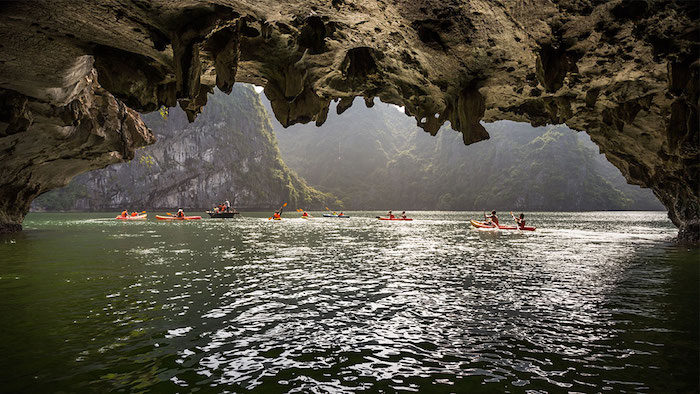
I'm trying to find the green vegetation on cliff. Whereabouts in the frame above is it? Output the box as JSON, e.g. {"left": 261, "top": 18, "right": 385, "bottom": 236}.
{"left": 268, "top": 98, "right": 664, "bottom": 211}
{"left": 33, "top": 85, "right": 336, "bottom": 211}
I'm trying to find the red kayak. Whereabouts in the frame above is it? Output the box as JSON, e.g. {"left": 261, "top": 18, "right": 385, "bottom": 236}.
{"left": 470, "top": 220, "right": 535, "bottom": 231}
{"left": 156, "top": 215, "right": 201, "bottom": 220}
{"left": 378, "top": 217, "right": 413, "bottom": 221}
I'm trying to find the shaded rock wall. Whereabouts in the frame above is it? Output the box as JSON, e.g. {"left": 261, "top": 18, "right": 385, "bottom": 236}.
{"left": 0, "top": 69, "right": 153, "bottom": 233}
{"left": 0, "top": 1, "right": 697, "bottom": 241}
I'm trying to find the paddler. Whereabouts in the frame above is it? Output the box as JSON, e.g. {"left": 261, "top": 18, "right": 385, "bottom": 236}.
{"left": 121, "top": 209, "right": 128, "bottom": 218}
{"left": 387, "top": 210, "right": 395, "bottom": 219}
{"left": 273, "top": 210, "right": 282, "bottom": 220}
{"left": 301, "top": 211, "right": 309, "bottom": 218}
{"left": 131, "top": 211, "right": 139, "bottom": 216}
{"left": 225, "top": 200, "right": 231, "bottom": 212}
{"left": 511, "top": 212, "right": 526, "bottom": 229}
{"left": 400, "top": 211, "right": 407, "bottom": 219}
{"left": 177, "top": 208, "right": 185, "bottom": 218}
{"left": 484, "top": 210, "right": 499, "bottom": 226}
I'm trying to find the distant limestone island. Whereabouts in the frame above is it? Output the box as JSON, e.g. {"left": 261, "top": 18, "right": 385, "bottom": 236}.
{"left": 35, "top": 84, "right": 663, "bottom": 213}
{"left": 266, "top": 96, "right": 664, "bottom": 212}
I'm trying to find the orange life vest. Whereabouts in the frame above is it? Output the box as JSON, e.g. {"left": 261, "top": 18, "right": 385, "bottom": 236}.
{"left": 121, "top": 210, "right": 128, "bottom": 217}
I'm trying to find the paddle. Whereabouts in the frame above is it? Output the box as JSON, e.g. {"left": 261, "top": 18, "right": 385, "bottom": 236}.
{"left": 269, "top": 202, "right": 287, "bottom": 220}
{"left": 325, "top": 206, "right": 339, "bottom": 216}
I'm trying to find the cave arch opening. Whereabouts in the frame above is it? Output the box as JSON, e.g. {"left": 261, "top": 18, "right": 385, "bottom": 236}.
{"left": 249, "top": 89, "right": 664, "bottom": 212}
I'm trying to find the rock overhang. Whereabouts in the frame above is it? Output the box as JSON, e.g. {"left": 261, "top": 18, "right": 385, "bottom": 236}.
{"left": 0, "top": 0, "right": 697, "bottom": 241}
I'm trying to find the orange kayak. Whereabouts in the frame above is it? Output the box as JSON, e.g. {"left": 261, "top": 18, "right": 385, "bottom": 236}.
{"left": 116, "top": 214, "right": 147, "bottom": 220}
{"left": 156, "top": 215, "right": 201, "bottom": 220}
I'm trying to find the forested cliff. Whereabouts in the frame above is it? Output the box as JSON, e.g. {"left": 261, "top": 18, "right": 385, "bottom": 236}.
{"left": 33, "top": 85, "right": 335, "bottom": 211}
{"left": 270, "top": 98, "right": 664, "bottom": 211}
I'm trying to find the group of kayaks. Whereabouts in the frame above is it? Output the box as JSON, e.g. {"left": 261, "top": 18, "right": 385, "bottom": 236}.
{"left": 115, "top": 213, "right": 203, "bottom": 220}
{"left": 114, "top": 208, "right": 535, "bottom": 230}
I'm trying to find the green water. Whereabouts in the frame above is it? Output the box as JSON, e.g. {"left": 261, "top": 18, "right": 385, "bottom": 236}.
{"left": 1, "top": 211, "right": 698, "bottom": 392}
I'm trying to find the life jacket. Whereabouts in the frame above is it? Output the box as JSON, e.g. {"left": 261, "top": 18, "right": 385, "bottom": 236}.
{"left": 131, "top": 212, "right": 138, "bottom": 216}
{"left": 389, "top": 214, "right": 395, "bottom": 219}
{"left": 121, "top": 210, "right": 128, "bottom": 217}
{"left": 492, "top": 217, "right": 499, "bottom": 225}
{"left": 302, "top": 212, "right": 308, "bottom": 217}
{"left": 274, "top": 213, "right": 281, "bottom": 219}
{"left": 178, "top": 211, "right": 184, "bottom": 217}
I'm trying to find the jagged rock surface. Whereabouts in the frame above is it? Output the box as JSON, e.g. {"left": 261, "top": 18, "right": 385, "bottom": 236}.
{"left": 0, "top": 69, "right": 153, "bottom": 233}
{"left": 0, "top": 1, "right": 697, "bottom": 241}
{"left": 32, "top": 85, "right": 334, "bottom": 211}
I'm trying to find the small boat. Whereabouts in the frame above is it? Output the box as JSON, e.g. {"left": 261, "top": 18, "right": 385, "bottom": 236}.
{"left": 470, "top": 219, "right": 535, "bottom": 231}
{"left": 378, "top": 217, "right": 413, "bottom": 221}
{"left": 115, "top": 214, "right": 147, "bottom": 220}
{"left": 323, "top": 214, "right": 350, "bottom": 218}
{"left": 156, "top": 215, "right": 202, "bottom": 221}
{"left": 206, "top": 210, "right": 239, "bottom": 218}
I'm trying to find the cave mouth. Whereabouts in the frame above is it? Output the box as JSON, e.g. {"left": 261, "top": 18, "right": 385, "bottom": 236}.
{"left": 0, "top": 1, "right": 696, "bottom": 241}
{"left": 254, "top": 91, "right": 664, "bottom": 212}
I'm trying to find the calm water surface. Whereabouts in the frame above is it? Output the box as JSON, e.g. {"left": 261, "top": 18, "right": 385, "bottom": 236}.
{"left": 0, "top": 211, "right": 697, "bottom": 392}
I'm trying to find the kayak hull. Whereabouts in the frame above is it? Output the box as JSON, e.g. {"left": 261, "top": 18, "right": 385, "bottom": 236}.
{"left": 323, "top": 214, "right": 350, "bottom": 218}
{"left": 378, "top": 217, "right": 413, "bottom": 221}
{"left": 116, "top": 214, "right": 147, "bottom": 220}
{"left": 470, "top": 220, "right": 535, "bottom": 231}
{"left": 156, "top": 215, "right": 202, "bottom": 220}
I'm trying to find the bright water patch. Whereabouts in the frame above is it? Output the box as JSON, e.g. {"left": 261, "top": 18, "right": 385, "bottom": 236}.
{"left": 0, "top": 211, "right": 697, "bottom": 392}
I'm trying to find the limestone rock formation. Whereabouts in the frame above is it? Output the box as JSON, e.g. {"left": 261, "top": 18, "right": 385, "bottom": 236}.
{"left": 32, "top": 85, "right": 334, "bottom": 211}
{"left": 0, "top": 69, "right": 153, "bottom": 233}
{"left": 0, "top": 1, "right": 697, "bottom": 241}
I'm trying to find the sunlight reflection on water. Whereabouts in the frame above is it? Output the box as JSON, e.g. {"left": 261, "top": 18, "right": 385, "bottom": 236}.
{"left": 0, "top": 211, "right": 697, "bottom": 392}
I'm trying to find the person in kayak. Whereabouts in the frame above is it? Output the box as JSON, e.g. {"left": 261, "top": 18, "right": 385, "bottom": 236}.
{"left": 302, "top": 211, "right": 309, "bottom": 218}
{"left": 400, "top": 211, "right": 407, "bottom": 219}
{"left": 273, "top": 210, "right": 281, "bottom": 220}
{"left": 131, "top": 211, "right": 139, "bottom": 217}
{"left": 225, "top": 200, "right": 231, "bottom": 212}
{"left": 338, "top": 212, "right": 344, "bottom": 216}
{"left": 121, "top": 209, "right": 128, "bottom": 218}
{"left": 387, "top": 210, "right": 395, "bottom": 219}
{"left": 485, "top": 210, "right": 499, "bottom": 226}
{"left": 511, "top": 212, "right": 526, "bottom": 229}
{"left": 177, "top": 209, "right": 185, "bottom": 218}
